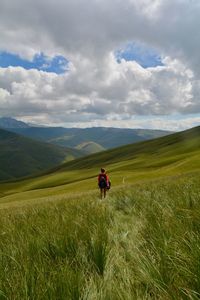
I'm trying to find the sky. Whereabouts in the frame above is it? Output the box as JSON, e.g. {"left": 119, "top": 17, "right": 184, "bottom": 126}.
{"left": 0, "top": 0, "right": 200, "bottom": 131}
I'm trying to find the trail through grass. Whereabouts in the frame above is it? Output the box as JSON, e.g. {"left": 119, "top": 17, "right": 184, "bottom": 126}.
{"left": 0, "top": 173, "right": 200, "bottom": 299}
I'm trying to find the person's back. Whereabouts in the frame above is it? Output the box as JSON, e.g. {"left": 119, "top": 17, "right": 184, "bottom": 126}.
{"left": 98, "top": 168, "right": 109, "bottom": 199}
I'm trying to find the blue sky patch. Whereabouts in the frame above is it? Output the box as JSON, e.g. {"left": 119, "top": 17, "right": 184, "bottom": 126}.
{"left": 115, "top": 42, "right": 164, "bottom": 68}
{"left": 0, "top": 52, "right": 69, "bottom": 74}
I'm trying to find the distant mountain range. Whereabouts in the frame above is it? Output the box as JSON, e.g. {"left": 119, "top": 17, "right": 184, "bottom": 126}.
{"left": 0, "top": 127, "right": 83, "bottom": 181}
{"left": 0, "top": 117, "right": 173, "bottom": 181}
{"left": 0, "top": 117, "right": 172, "bottom": 153}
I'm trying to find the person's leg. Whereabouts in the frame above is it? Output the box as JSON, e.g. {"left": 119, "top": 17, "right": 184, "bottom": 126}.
{"left": 100, "top": 188, "right": 103, "bottom": 199}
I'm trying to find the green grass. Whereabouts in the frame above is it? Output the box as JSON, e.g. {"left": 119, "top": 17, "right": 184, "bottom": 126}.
{"left": 0, "top": 174, "right": 200, "bottom": 299}
{"left": 0, "top": 127, "right": 200, "bottom": 298}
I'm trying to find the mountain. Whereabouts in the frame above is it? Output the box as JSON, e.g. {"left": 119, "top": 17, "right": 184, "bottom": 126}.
{"left": 48, "top": 127, "right": 172, "bottom": 149}
{"left": 2, "top": 122, "right": 172, "bottom": 151}
{"left": 0, "top": 117, "right": 30, "bottom": 128}
{"left": 0, "top": 128, "right": 83, "bottom": 181}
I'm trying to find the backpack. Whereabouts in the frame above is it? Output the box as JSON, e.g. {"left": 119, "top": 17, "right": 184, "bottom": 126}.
{"left": 107, "top": 180, "right": 111, "bottom": 190}
{"left": 99, "top": 173, "right": 107, "bottom": 188}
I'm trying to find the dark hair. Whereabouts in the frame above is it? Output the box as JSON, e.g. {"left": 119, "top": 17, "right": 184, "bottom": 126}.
{"left": 101, "top": 168, "right": 105, "bottom": 173}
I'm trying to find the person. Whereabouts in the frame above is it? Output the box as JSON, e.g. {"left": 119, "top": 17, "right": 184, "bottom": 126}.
{"left": 98, "top": 168, "right": 110, "bottom": 199}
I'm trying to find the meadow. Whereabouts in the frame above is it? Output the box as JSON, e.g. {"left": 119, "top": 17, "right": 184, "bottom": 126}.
{"left": 0, "top": 172, "right": 200, "bottom": 299}
{"left": 0, "top": 127, "right": 200, "bottom": 299}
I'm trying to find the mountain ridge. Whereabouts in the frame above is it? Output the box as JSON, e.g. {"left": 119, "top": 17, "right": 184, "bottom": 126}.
{"left": 0, "top": 117, "right": 30, "bottom": 128}
{"left": 0, "top": 117, "right": 172, "bottom": 151}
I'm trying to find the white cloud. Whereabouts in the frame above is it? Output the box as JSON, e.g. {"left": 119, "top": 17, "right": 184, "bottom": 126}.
{"left": 0, "top": 0, "right": 200, "bottom": 129}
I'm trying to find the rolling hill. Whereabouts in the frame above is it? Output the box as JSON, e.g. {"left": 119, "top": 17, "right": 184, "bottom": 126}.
{"left": 0, "top": 128, "right": 83, "bottom": 181}
{"left": 75, "top": 141, "right": 105, "bottom": 154}
{"left": 0, "top": 125, "right": 200, "bottom": 200}
{"left": 41, "top": 125, "right": 200, "bottom": 175}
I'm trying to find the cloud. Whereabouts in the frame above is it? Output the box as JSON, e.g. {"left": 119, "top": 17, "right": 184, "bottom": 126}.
{"left": 0, "top": 0, "right": 200, "bottom": 129}
{"left": 0, "top": 56, "right": 195, "bottom": 120}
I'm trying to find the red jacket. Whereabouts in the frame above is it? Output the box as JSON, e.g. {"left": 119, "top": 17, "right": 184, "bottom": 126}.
{"left": 98, "top": 173, "right": 109, "bottom": 185}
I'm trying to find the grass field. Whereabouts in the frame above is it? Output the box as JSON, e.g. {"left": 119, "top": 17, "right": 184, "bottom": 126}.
{"left": 0, "top": 173, "right": 200, "bottom": 299}
{"left": 0, "top": 127, "right": 200, "bottom": 299}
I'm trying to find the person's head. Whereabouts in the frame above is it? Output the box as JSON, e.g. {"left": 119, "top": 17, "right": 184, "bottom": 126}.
{"left": 101, "top": 168, "right": 105, "bottom": 173}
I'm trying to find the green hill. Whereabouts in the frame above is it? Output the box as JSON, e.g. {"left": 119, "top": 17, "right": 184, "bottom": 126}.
{"left": 0, "top": 125, "right": 200, "bottom": 201}
{"left": 0, "top": 128, "right": 83, "bottom": 181}
{"left": 76, "top": 141, "right": 105, "bottom": 154}
{"left": 44, "top": 125, "right": 200, "bottom": 174}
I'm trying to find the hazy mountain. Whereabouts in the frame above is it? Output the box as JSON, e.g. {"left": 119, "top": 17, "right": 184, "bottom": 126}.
{"left": 2, "top": 120, "right": 172, "bottom": 151}
{"left": 0, "top": 117, "right": 30, "bottom": 128}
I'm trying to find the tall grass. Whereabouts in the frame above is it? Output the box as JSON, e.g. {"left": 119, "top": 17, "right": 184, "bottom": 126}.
{"left": 0, "top": 197, "right": 110, "bottom": 299}
{"left": 0, "top": 174, "right": 200, "bottom": 299}
{"left": 110, "top": 175, "right": 200, "bottom": 299}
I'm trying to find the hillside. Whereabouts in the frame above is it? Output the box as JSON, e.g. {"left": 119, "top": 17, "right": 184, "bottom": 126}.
{"left": 47, "top": 125, "right": 200, "bottom": 173}
{"left": 0, "top": 174, "right": 199, "bottom": 299}
{"left": 76, "top": 141, "right": 105, "bottom": 154}
{"left": 0, "top": 125, "right": 200, "bottom": 200}
{"left": 0, "top": 127, "right": 200, "bottom": 298}
{"left": 0, "top": 126, "right": 200, "bottom": 299}
{"left": 0, "top": 128, "right": 83, "bottom": 181}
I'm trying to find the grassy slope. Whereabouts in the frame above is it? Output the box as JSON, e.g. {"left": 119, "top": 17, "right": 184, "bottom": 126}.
{"left": 0, "top": 128, "right": 83, "bottom": 181}
{"left": 0, "top": 127, "right": 200, "bottom": 298}
{"left": 0, "top": 126, "right": 200, "bottom": 203}
{"left": 0, "top": 174, "right": 200, "bottom": 299}
{"left": 76, "top": 141, "right": 105, "bottom": 154}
